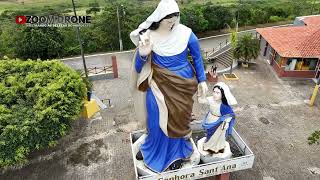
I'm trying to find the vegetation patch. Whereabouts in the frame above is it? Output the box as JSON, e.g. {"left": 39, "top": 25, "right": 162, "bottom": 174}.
{"left": 0, "top": 59, "right": 86, "bottom": 168}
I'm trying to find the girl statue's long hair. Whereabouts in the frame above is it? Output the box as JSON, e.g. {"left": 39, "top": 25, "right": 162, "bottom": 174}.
{"left": 213, "top": 85, "right": 229, "bottom": 106}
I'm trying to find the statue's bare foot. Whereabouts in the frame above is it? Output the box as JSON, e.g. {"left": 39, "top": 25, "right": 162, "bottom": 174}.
{"left": 168, "top": 159, "right": 183, "bottom": 170}
{"left": 136, "top": 150, "right": 143, "bottom": 160}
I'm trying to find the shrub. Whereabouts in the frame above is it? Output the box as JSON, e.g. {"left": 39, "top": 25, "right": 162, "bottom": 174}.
{"left": 0, "top": 59, "right": 86, "bottom": 168}
{"left": 308, "top": 130, "right": 320, "bottom": 145}
{"left": 269, "top": 16, "right": 284, "bottom": 23}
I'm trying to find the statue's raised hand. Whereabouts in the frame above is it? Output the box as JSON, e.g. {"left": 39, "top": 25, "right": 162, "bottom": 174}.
{"left": 138, "top": 30, "right": 153, "bottom": 57}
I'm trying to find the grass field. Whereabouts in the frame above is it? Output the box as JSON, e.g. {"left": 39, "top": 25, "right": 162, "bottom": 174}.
{"left": 1, "top": 0, "right": 311, "bottom": 14}
{"left": 0, "top": 0, "right": 306, "bottom": 31}
{"left": 0, "top": 0, "right": 107, "bottom": 14}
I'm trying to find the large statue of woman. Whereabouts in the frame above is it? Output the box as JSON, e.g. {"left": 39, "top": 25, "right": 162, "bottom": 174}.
{"left": 130, "top": 0, "right": 208, "bottom": 173}
{"left": 197, "top": 82, "right": 237, "bottom": 162}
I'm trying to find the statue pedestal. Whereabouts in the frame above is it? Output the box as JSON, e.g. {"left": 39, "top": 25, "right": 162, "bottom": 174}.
{"left": 197, "top": 137, "right": 232, "bottom": 164}
{"left": 132, "top": 134, "right": 200, "bottom": 176}
{"left": 130, "top": 125, "right": 254, "bottom": 180}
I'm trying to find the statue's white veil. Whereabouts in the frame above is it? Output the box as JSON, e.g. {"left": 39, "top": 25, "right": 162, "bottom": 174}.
{"left": 130, "top": 0, "right": 180, "bottom": 46}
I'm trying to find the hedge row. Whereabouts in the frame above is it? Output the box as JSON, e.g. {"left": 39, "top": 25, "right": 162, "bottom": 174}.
{"left": 0, "top": 59, "right": 86, "bottom": 168}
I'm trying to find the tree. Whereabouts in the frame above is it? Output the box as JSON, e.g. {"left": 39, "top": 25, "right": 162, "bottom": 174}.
{"left": 235, "top": 4, "right": 253, "bottom": 26}
{"left": 180, "top": 5, "right": 208, "bottom": 33}
{"left": 0, "top": 24, "right": 20, "bottom": 58}
{"left": 202, "top": 5, "right": 233, "bottom": 31}
{"left": 251, "top": 8, "right": 269, "bottom": 24}
{"left": 60, "top": 27, "right": 81, "bottom": 57}
{"left": 86, "top": 2, "right": 101, "bottom": 15}
{"left": 290, "top": 0, "right": 308, "bottom": 16}
{"left": 15, "top": 27, "right": 64, "bottom": 60}
{"left": 93, "top": 2, "right": 153, "bottom": 51}
{"left": 233, "top": 33, "right": 260, "bottom": 64}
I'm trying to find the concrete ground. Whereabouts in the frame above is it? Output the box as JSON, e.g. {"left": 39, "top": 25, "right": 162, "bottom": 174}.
{"left": 1, "top": 55, "right": 319, "bottom": 180}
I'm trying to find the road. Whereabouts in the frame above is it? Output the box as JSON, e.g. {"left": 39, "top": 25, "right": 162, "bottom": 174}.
{"left": 60, "top": 29, "right": 257, "bottom": 71}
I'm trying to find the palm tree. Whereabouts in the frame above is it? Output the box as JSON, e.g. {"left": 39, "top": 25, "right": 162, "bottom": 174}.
{"left": 233, "top": 33, "right": 260, "bottom": 66}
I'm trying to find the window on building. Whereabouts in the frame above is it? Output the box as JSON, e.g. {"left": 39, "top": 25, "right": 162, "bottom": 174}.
{"left": 286, "top": 58, "right": 319, "bottom": 71}
{"left": 274, "top": 53, "right": 281, "bottom": 64}
{"left": 285, "top": 58, "right": 297, "bottom": 71}
{"left": 304, "top": 58, "right": 318, "bottom": 70}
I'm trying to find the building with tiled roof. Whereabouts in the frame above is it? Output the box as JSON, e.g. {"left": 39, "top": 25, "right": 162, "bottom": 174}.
{"left": 294, "top": 15, "right": 320, "bottom": 27}
{"left": 256, "top": 15, "right": 320, "bottom": 79}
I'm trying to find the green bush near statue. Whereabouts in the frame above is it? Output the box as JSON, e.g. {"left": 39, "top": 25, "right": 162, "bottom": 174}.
{"left": 0, "top": 59, "right": 86, "bottom": 168}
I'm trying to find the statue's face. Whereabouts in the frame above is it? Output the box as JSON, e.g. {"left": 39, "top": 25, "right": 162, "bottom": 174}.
{"left": 213, "top": 87, "right": 222, "bottom": 101}
{"left": 159, "top": 15, "right": 178, "bottom": 31}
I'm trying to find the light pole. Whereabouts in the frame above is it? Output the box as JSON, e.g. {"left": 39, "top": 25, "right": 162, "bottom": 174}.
{"left": 71, "top": 0, "right": 88, "bottom": 78}
{"left": 116, "top": 5, "right": 123, "bottom": 51}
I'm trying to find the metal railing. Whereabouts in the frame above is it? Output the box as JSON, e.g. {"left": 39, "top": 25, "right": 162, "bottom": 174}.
{"left": 203, "top": 39, "right": 230, "bottom": 59}
{"left": 87, "top": 65, "right": 113, "bottom": 75}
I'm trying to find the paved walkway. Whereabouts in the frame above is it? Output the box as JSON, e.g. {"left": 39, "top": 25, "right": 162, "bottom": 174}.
{"left": 1, "top": 55, "right": 319, "bottom": 180}
{"left": 213, "top": 59, "right": 320, "bottom": 180}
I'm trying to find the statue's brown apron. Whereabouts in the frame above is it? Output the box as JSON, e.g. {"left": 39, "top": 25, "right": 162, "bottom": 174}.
{"left": 139, "top": 61, "right": 198, "bottom": 138}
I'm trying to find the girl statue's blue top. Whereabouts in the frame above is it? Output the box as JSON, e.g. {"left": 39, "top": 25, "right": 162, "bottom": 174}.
{"left": 202, "top": 103, "right": 236, "bottom": 141}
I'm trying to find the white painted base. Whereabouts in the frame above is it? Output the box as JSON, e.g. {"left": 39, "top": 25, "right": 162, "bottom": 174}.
{"left": 132, "top": 134, "right": 200, "bottom": 176}
{"left": 197, "top": 137, "right": 232, "bottom": 164}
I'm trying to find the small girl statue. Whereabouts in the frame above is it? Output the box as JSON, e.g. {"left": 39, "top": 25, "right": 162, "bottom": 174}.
{"left": 197, "top": 82, "right": 237, "bottom": 162}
